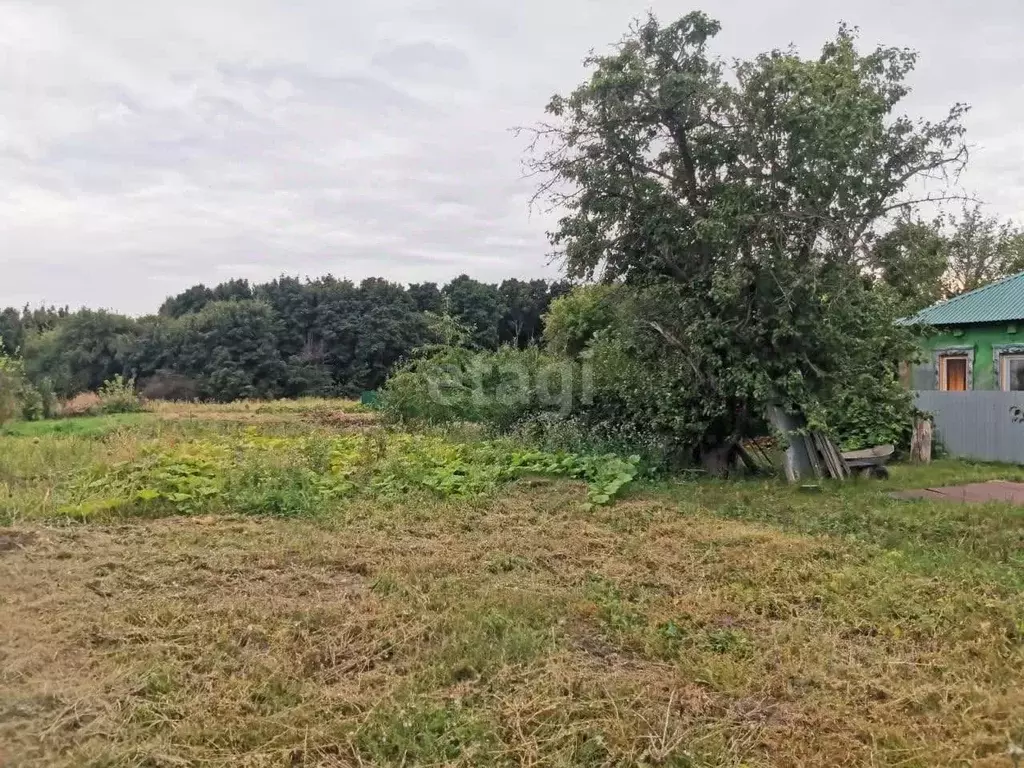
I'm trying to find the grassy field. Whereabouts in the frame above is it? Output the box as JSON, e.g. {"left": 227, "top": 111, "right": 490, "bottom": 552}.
{"left": 1, "top": 400, "right": 1022, "bottom": 767}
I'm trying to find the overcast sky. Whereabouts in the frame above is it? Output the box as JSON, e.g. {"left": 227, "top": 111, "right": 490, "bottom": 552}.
{"left": 1, "top": 1, "right": 1022, "bottom": 314}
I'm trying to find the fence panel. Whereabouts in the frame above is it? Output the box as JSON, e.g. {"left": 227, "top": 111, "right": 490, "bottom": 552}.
{"left": 913, "top": 390, "right": 1024, "bottom": 464}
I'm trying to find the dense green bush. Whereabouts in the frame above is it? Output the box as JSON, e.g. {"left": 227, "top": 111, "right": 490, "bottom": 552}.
{"left": 380, "top": 344, "right": 585, "bottom": 432}
{"left": 542, "top": 284, "right": 621, "bottom": 357}
{"left": 380, "top": 281, "right": 917, "bottom": 468}
{"left": 0, "top": 349, "right": 46, "bottom": 424}
{"left": 98, "top": 374, "right": 143, "bottom": 414}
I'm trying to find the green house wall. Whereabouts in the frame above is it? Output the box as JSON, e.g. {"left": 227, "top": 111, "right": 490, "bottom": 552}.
{"left": 916, "top": 322, "right": 1023, "bottom": 390}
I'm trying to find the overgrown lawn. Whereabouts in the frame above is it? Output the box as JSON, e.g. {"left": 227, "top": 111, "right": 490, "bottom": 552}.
{"left": 1, "top": 403, "right": 1022, "bottom": 767}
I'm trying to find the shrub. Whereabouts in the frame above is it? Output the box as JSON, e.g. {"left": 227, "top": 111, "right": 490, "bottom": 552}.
{"left": 35, "top": 378, "right": 58, "bottom": 419}
{"left": 98, "top": 374, "right": 143, "bottom": 414}
{"left": 19, "top": 384, "right": 44, "bottom": 421}
{"left": 0, "top": 349, "right": 44, "bottom": 424}
{"left": 542, "top": 283, "right": 620, "bottom": 357}
{"left": 0, "top": 373, "right": 18, "bottom": 424}
{"left": 61, "top": 392, "right": 103, "bottom": 417}
{"left": 380, "top": 345, "right": 584, "bottom": 432}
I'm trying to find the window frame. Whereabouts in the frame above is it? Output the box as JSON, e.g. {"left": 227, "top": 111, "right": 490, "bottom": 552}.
{"left": 1000, "top": 354, "right": 1024, "bottom": 391}
{"left": 939, "top": 355, "right": 969, "bottom": 391}
{"left": 933, "top": 346, "right": 974, "bottom": 392}
{"left": 993, "top": 344, "right": 1024, "bottom": 392}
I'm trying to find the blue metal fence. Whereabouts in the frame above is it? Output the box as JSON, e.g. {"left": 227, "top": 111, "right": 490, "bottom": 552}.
{"left": 914, "top": 390, "right": 1024, "bottom": 464}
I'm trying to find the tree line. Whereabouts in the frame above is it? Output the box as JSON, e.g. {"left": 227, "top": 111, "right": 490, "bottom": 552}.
{"left": 0, "top": 275, "right": 569, "bottom": 402}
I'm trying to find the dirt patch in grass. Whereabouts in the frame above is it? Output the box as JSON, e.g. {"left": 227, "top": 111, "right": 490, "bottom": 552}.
{"left": 891, "top": 479, "right": 1024, "bottom": 504}
{"left": 150, "top": 407, "right": 379, "bottom": 431}
{"left": 0, "top": 529, "right": 36, "bottom": 554}
{"left": 3, "top": 487, "right": 1022, "bottom": 767}
{"left": 146, "top": 398, "right": 375, "bottom": 428}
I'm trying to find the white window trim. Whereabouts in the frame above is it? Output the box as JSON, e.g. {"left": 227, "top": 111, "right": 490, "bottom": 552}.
{"left": 993, "top": 345, "right": 1024, "bottom": 392}
{"left": 1000, "top": 354, "right": 1024, "bottom": 391}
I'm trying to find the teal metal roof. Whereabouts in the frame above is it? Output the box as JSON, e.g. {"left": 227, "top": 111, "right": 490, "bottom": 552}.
{"left": 898, "top": 271, "right": 1024, "bottom": 326}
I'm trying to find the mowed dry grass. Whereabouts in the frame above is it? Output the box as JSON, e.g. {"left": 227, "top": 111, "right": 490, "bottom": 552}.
{"left": 146, "top": 398, "right": 377, "bottom": 428}
{"left": 2, "top": 483, "right": 1022, "bottom": 767}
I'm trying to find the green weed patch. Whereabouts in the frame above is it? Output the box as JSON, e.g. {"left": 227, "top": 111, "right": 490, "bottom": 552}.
{"left": 69, "top": 430, "right": 641, "bottom": 519}
{"left": 0, "top": 413, "right": 150, "bottom": 438}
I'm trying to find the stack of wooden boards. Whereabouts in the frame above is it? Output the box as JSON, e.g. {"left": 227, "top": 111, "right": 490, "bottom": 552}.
{"left": 766, "top": 405, "right": 853, "bottom": 483}
{"left": 803, "top": 431, "right": 849, "bottom": 480}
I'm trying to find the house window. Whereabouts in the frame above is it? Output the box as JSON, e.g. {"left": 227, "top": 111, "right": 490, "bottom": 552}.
{"left": 1001, "top": 355, "right": 1024, "bottom": 391}
{"left": 939, "top": 356, "right": 969, "bottom": 391}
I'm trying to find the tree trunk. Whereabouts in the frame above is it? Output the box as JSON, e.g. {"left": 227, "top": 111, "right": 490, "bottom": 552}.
{"left": 910, "top": 418, "right": 932, "bottom": 464}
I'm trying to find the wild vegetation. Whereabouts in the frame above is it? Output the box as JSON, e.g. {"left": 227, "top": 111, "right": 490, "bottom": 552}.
{"left": 2, "top": 400, "right": 1023, "bottom": 767}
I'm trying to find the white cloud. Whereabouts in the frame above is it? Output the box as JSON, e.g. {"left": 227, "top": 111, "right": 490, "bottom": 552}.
{"left": 1, "top": 0, "right": 1023, "bottom": 312}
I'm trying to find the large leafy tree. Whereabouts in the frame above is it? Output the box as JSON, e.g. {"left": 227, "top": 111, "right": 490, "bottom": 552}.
{"left": 254, "top": 276, "right": 317, "bottom": 361}
{"left": 526, "top": 12, "right": 967, "bottom": 471}
{"left": 408, "top": 282, "right": 443, "bottom": 314}
{"left": 868, "top": 204, "right": 1024, "bottom": 314}
{"left": 349, "top": 278, "right": 430, "bottom": 392}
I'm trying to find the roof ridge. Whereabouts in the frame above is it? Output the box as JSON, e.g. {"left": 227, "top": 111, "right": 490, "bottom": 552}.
{"left": 901, "top": 270, "right": 1024, "bottom": 325}
{"left": 933, "top": 269, "right": 1024, "bottom": 311}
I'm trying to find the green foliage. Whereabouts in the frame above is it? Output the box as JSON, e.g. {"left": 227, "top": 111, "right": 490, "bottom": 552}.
{"left": 868, "top": 214, "right": 949, "bottom": 314}
{"left": 380, "top": 344, "right": 584, "bottom": 432}
{"left": 88, "top": 445, "right": 227, "bottom": 515}
{"left": 442, "top": 275, "right": 504, "bottom": 350}
{"left": 0, "top": 310, "right": 24, "bottom": 354}
{"left": 944, "top": 203, "right": 1024, "bottom": 294}
{"left": 158, "top": 284, "right": 215, "bottom": 318}
{"left": 355, "top": 699, "right": 502, "bottom": 766}
{"left": 498, "top": 278, "right": 569, "bottom": 347}
{"left": 0, "top": 360, "right": 20, "bottom": 425}
{"left": 0, "top": 348, "right": 45, "bottom": 425}
{"left": 23, "top": 309, "right": 138, "bottom": 398}
{"left": 34, "top": 377, "right": 58, "bottom": 419}
{"left": 407, "top": 281, "right": 443, "bottom": 313}
{"left": 542, "top": 284, "right": 620, "bottom": 357}
{"left": 808, "top": 369, "right": 915, "bottom": 451}
{"left": 69, "top": 431, "right": 641, "bottom": 518}
{"left": 0, "top": 413, "right": 148, "bottom": 438}
{"left": 164, "top": 300, "right": 289, "bottom": 402}
{"left": 524, "top": 12, "right": 960, "bottom": 469}
{"left": 870, "top": 205, "right": 1024, "bottom": 314}
{"left": 98, "top": 374, "right": 143, "bottom": 414}
{"left": 18, "top": 384, "right": 44, "bottom": 422}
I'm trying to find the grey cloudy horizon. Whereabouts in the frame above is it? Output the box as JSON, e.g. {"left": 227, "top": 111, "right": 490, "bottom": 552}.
{"left": 1, "top": 0, "right": 1022, "bottom": 315}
